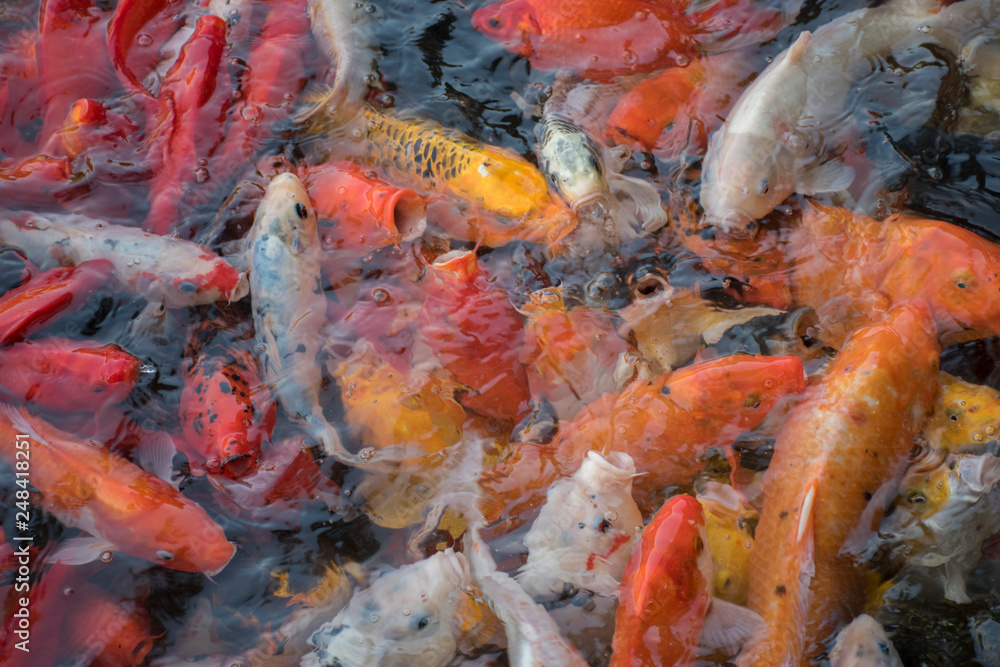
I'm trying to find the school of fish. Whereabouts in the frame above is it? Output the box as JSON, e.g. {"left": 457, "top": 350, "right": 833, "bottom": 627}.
{"left": 2, "top": 0, "right": 1000, "bottom": 664}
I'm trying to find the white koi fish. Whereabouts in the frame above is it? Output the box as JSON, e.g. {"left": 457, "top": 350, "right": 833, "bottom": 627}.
{"left": 829, "top": 615, "right": 902, "bottom": 667}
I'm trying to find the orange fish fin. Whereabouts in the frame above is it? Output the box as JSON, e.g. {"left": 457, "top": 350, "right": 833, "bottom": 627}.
{"left": 51, "top": 535, "right": 121, "bottom": 565}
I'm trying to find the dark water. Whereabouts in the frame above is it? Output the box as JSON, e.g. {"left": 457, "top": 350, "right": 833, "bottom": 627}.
{"left": 1, "top": 0, "right": 1000, "bottom": 665}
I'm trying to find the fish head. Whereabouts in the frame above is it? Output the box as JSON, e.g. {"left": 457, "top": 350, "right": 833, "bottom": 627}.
{"left": 922, "top": 373, "right": 1000, "bottom": 454}
{"left": 472, "top": 0, "right": 538, "bottom": 55}
{"left": 309, "top": 551, "right": 471, "bottom": 665}
{"left": 696, "top": 479, "right": 756, "bottom": 605}
{"left": 152, "top": 514, "right": 236, "bottom": 575}
{"left": 701, "top": 131, "right": 795, "bottom": 237}
{"left": 252, "top": 172, "right": 319, "bottom": 254}
{"left": 467, "top": 145, "right": 553, "bottom": 220}
{"left": 829, "top": 614, "right": 902, "bottom": 667}
{"left": 538, "top": 119, "right": 609, "bottom": 213}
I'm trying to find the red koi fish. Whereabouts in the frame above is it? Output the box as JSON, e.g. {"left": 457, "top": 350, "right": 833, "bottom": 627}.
{"left": 472, "top": 0, "right": 787, "bottom": 81}
{"left": 144, "top": 14, "right": 231, "bottom": 235}
{"left": 738, "top": 302, "right": 940, "bottom": 666}
{"left": 307, "top": 161, "right": 427, "bottom": 251}
{"left": 40, "top": 97, "right": 139, "bottom": 162}
{"left": 0, "top": 260, "right": 113, "bottom": 345}
{"left": 482, "top": 354, "right": 807, "bottom": 524}
{"left": 37, "top": 0, "right": 120, "bottom": 149}
{"left": 61, "top": 582, "right": 158, "bottom": 667}
{"left": 214, "top": 0, "right": 314, "bottom": 169}
{"left": 180, "top": 348, "right": 275, "bottom": 480}
{"left": 0, "top": 561, "right": 76, "bottom": 667}
{"left": 0, "top": 403, "right": 235, "bottom": 574}
{"left": 0, "top": 338, "right": 140, "bottom": 413}
{"left": 788, "top": 201, "right": 1000, "bottom": 347}
{"left": 611, "top": 494, "right": 710, "bottom": 666}
{"left": 418, "top": 250, "right": 530, "bottom": 422}
{"left": 106, "top": 0, "right": 183, "bottom": 96}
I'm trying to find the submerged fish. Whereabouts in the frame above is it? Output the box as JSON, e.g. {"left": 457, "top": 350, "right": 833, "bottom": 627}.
{"left": 517, "top": 451, "right": 644, "bottom": 599}
{"left": 739, "top": 302, "right": 940, "bottom": 666}
{"left": 304, "top": 550, "right": 473, "bottom": 667}
{"left": 249, "top": 172, "right": 359, "bottom": 465}
{"left": 829, "top": 615, "right": 902, "bottom": 667}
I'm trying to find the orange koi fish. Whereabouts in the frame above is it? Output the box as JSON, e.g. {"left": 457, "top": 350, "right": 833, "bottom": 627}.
{"left": 0, "top": 403, "right": 235, "bottom": 574}
{"left": 418, "top": 250, "right": 531, "bottom": 422}
{"left": 0, "top": 260, "right": 112, "bottom": 345}
{"left": 611, "top": 494, "right": 710, "bottom": 666}
{"left": 61, "top": 582, "right": 158, "bottom": 667}
{"left": 327, "top": 338, "right": 467, "bottom": 464}
{"left": 306, "top": 161, "right": 426, "bottom": 251}
{"left": 518, "top": 285, "right": 632, "bottom": 419}
{"left": 788, "top": 201, "right": 1000, "bottom": 347}
{"left": 482, "top": 353, "right": 806, "bottom": 524}
{"left": 738, "top": 302, "right": 940, "bottom": 666}
{"left": 0, "top": 338, "right": 140, "bottom": 414}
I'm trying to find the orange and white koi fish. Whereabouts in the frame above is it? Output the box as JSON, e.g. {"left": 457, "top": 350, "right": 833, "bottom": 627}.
{"left": 0, "top": 403, "right": 234, "bottom": 574}
{"left": 482, "top": 353, "right": 806, "bottom": 523}
{"left": 829, "top": 614, "right": 902, "bottom": 667}
{"left": 738, "top": 302, "right": 940, "bottom": 666}
{"left": 0, "top": 211, "right": 248, "bottom": 307}
{"left": 517, "top": 451, "right": 644, "bottom": 599}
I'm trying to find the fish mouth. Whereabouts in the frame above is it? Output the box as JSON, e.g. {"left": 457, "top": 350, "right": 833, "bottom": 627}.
{"left": 573, "top": 194, "right": 610, "bottom": 223}
{"left": 708, "top": 211, "right": 760, "bottom": 239}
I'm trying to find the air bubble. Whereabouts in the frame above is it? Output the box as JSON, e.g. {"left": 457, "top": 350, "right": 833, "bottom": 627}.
{"left": 369, "top": 614, "right": 379, "bottom": 623}
{"left": 195, "top": 167, "right": 210, "bottom": 183}
{"left": 974, "top": 433, "right": 985, "bottom": 442}
{"left": 100, "top": 550, "right": 114, "bottom": 563}
{"left": 372, "top": 288, "right": 391, "bottom": 303}
{"left": 241, "top": 105, "right": 262, "bottom": 122}
{"left": 402, "top": 609, "right": 411, "bottom": 616}
{"left": 360, "top": 447, "right": 377, "bottom": 462}
{"left": 604, "top": 510, "right": 618, "bottom": 522}
{"left": 137, "top": 33, "right": 153, "bottom": 46}
{"left": 917, "top": 24, "right": 931, "bottom": 33}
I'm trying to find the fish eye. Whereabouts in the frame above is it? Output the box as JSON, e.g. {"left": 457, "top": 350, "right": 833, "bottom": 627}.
{"left": 156, "top": 550, "right": 175, "bottom": 561}
{"left": 294, "top": 202, "right": 309, "bottom": 219}
{"left": 413, "top": 615, "right": 431, "bottom": 631}
{"left": 596, "top": 518, "right": 612, "bottom": 533}
{"left": 907, "top": 491, "right": 926, "bottom": 505}
{"left": 178, "top": 281, "right": 198, "bottom": 293}
{"left": 877, "top": 640, "right": 890, "bottom": 656}
{"left": 488, "top": 15, "right": 502, "bottom": 28}
{"left": 758, "top": 179, "right": 770, "bottom": 195}
{"left": 693, "top": 537, "right": 704, "bottom": 555}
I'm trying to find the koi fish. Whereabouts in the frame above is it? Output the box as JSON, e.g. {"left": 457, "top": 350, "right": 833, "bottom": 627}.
{"left": 0, "top": 403, "right": 235, "bottom": 574}
{"left": 0, "top": 211, "right": 248, "bottom": 307}
{"left": 296, "top": 0, "right": 381, "bottom": 123}
{"left": 417, "top": 250, "right": 530, "bottom": 422}
{"left": 482, "top": 353, "right": 806, "bottom": 524}
{"left": 326, "top": 338, "right": 466, "bottom": 464}
{"left": 306, "top": 161, "right": 426, "bottom": 251}
{"left": 518, "top": 285, "right": 632, "bottom": 419}
{"left": 0, "top": 260, "right": 113, "bottom": 345}
{"left": 922, "top": 372, "right": 1000, "bottom": 454}
{"left": 303, "top": 101, "right": 574, "bottom": 246}
{"left": 618, "top": 272, "right": 783, "bottom": 374}
{"left": 62, "top": 582, "right": 158, "bottom": 667}
{"left": 829, "top": 615, "right": 902, "bottom": 667}
{"left": 249, "top": 172, "right": 360, "bottom": 465}
{"left": 700, "top": 0, "right": 942, "bottom": 234}
{"left": 697, "top": 479, "right": 757, "bottom": 606}
{"left": 738, "top": 302, "right": 940, "bottom": 666}
{"left": 611, "top": 494, "right": 711, "bottom": 666}
{"left": 304, "top": 550, "right": 473, "bottom": 667}
{"left": 180, "top": 347, "right": 275, "bottom": 480}
{"left": 0, "top": 338, "right": 141, "bottom": 414}
{"left": 788, "top": 201, "right": 1000, "bottom": 347}
{"left": 517, "top": 451, "right": 644, "bottom": 599}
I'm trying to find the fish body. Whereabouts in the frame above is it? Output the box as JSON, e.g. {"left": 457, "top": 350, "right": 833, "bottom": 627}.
{"left": 518, "top": 285, "right": 631, "bottom": 418}
{"left": 789, "top": 201, "right": 1000, "bottom": 347}
{"left": 517, "top": 451, "right": 644, "bottom": 598}
{"left": 0, "top": 212, "right": 248, "bottom": 307}
{"left": 0, "top": 260, "right": 113, "bottom": 345}
{"left": 738, "top": 302, "right": 940, "bottom": 666}
{"left": 62, "top": 582, "right": 157, "bottom": 667}
{"left": 829, "top": 615, "right": 902, "bottom": 667}
{"left": 482, "top": 353, "right": 807, "bottom": 524}
{"left": 611, "top": 493, "right": 711, "bottom": 667}
{"left": 327, "top": 338, "right": 466, "bottom": 464}
{"left": 697, "top": 479, "right": 757, "bottom": 605}
{"left": 0, "top": 338, "right": 140, "bottom": 413}
{"left": 472, "top": 0, "right": 699, "bottom": 80}
{"left": 0, "top": 403, "right": 235, "bottom": 574}
{"left": 418, "top": 250, "right": 530, "bottom": 422}
{"left": 305, "top": 550, "right": 473, "bottom": 667}
{"left": 249, "top": 173, "right": 355, "bottom": 463}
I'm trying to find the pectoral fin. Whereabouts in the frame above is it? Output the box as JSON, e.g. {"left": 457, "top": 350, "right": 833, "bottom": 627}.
{"left": 797, "top": 158, "right": 855, "bottom": 196}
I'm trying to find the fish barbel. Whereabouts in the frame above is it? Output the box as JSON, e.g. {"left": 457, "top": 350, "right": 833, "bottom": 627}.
{"left": 738, "top": 302, "right": 940, "bottom": 666}
{"left": 249, "top": 172, "right": 360, "bottom": 465}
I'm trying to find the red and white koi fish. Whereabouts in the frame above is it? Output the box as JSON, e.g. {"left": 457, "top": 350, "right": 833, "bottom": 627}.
{"left": 0, "top": 211, "right": 248, "bottom": 307}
